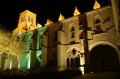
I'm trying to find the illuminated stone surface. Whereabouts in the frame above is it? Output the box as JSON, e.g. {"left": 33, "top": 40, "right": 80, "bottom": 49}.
{"left": 58, "top": 13, "right": 65, "bottom": 21}
{"left": 73, "top": 7, "right": 81, "bottom": 16}
{"left": 2, "top": 2, "right": 118, "bottom": 71}
{"left": 13, "top": 10, "right": 37, "bottom": 36}
{"left": 93, "top": 0, "right": 101, "bottom": 10}
{"left": 45, "top": 19, "right": 53, "bottom": 26}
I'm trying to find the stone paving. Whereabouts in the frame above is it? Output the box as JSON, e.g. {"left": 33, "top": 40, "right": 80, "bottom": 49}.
{"left": 71, "top": 71, "right": 120, "bottom": 79}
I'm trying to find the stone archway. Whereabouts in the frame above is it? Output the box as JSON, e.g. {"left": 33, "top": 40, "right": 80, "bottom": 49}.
{"left": 89, "top": 42, "right": 119, "bottom": 71}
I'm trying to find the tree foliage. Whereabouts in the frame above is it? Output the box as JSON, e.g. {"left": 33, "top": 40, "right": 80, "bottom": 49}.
{"left": 0, "top": 28, "right": 25, "bottom": 56}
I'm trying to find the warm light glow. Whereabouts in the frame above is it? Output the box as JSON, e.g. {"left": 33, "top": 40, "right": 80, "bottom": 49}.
{"left": 17, "top": 56, "right": 20, "bottom": 69}
{"left": 45, "top": 19, "right": 53, "bottom": 26}
{"left": 37, "top": 23, "right": 42, "bottom": 28}
{"left": 80, "top": 55, "right": 85, "bottom": 66}
{"left": 79, "top": 66, "right": 84, "bottom": 75}
{"left": 58, "top": 13, "right": 65, "bottom": 21}
{"left": 73, "top": 7, "right": 81, "bottom": 16}
{"left": 93, "top": 0, "right": 101, "bottom": 10}
{"left": 10, "top": 58, "right": 12, "bottom": 69}
{"left": 79, "top": 53, "right": 85, "bottom": 75}
{"left": 18, "top": 28, "right": 22, "bottom": 35}
{"left": 13, "top": 10, "right": 37, "bottom": 35}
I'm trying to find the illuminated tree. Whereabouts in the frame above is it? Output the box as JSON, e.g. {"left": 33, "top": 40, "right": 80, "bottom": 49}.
{"left": 0, "top": 28, "right": 25, "bottom": 56}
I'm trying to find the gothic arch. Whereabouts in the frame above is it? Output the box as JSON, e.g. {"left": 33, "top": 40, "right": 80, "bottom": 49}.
{"left": 89, "top": 41, "right": 120, "bottom": 59}
{"left": 69, "top": 23, "right": 76, "bottom": 31}
{"left": 66, "top": 47, "right": 81, "bottom": 68}
{"left": 89, "top": 41, "right": 120, "bottom": 71}
{"left": 94, "top": 15, "right": 102, "bottom": 24}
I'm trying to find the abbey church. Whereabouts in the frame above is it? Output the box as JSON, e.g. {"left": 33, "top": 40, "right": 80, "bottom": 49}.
{"left": 0, "top": 0, "right": 120, "bottom": 72}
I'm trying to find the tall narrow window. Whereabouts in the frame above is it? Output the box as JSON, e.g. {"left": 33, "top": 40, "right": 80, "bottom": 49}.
{"left": 71, "top": 27, "right": 75, "bottom": 31}
{"left": 75, "top": 57, "right": 78, "bottom": 67}
{"left": 21, "top": 17, "right": 24, "bottom": 22}
{"left": 31, "top": 17, "right": 33, "bottom": 23}
{"left": 71, "top": 58, "right": 74, "bottom": 67}
{"left": 77, "top": 54, "right": 80, "bottom": 67}
{"left": 28, "top": 16, "right": 30, "bottom": 22}
{"left": 67, "top": 58, "right": 70, "bottom": 67}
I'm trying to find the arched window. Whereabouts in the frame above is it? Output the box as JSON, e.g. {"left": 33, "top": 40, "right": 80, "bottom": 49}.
{"left": 71, "top": 58, "right": 74, "bottom": 67}
{"left": 71, "top": 27, "right": 75, "bottom": 31}
{"left": 67, "top": 48, "right": 81, "bottom": 68}
{"left": 67, "top": 58, "right": 70, "bottom": 67}
{"left": 94, "top": 15, "right": 102, "bottom": 24}
{"left": 96, "top": 18, "right": 101, "bottom": 24}
{"left": 28, "top": 16, "right": 30, "bottom": 22}
{"left": 74, "top": 54, "right": 80, "bottom": 67}
{"left": 95, "top": 24, "right": 102, "bottom": 33}
{"left": 31, "top": 17, "right": 33, "bottom": 23}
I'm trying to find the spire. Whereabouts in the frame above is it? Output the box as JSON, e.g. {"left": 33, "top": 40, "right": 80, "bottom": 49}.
{"left": 45, "top": 19, "right": 53, "bottom": 26}
{"left": 73, "top": 7, "right": 81, "bottom": 16}
{"left": 58, "top": 13, "right": 65, "bottom": 21}
{"left": 93, "top": 0, "right": 101, "bottom": 10}
{"left": 37, "top": 23, "right": 42, "bottom": 28}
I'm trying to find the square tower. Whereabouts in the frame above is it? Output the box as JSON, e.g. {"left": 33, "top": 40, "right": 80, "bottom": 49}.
{"left": 13, "top": 10, "right": 37, "bottom": 35}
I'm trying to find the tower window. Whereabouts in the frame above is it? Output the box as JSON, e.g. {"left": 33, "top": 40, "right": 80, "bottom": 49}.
{"left": 95, "top": 18, "right": 101, "bottom": 24}
{"left": 21, "top": 16, "right": 25, "bottom": 22}
{"left": 28, "top": 16, "right": 30, "bottom": 22}
{"left": 31, "top": 17, "right": 33, "bottom": 23}
{"left": 71, "top": 27, "right": 75, "bottom": 31}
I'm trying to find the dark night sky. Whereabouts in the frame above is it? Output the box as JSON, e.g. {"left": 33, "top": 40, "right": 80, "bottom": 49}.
{"left": 0, "top": 0, "right": 110, "bottom": 31}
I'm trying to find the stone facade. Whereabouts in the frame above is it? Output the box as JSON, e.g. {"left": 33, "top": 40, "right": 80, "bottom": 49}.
{"left": 0, "top": 1, "right": 119, "bottom": 71}
{"left": 45, "top": 16, "right": 85, "bottom": 70}
{"left": 41, "top": 6, "right": 120, "bottom": 71}
{"left": 15, "top": 5, "right": 120, "bottom": 71}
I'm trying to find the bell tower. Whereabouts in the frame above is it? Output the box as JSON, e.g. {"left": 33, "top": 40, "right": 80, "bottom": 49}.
{"left": 13, "top": 10, "right": 37, "bottom": 36}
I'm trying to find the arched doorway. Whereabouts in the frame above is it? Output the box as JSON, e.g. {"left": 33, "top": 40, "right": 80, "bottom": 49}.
{"left": 89, "top": 44, "right": 119, "bottom": 71}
